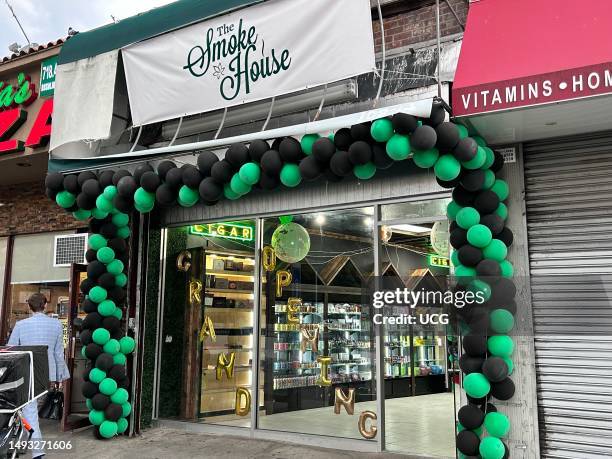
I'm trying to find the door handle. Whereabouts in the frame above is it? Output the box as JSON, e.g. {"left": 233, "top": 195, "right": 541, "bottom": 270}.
{"left": 70, "top": 337, "right": 76, "bottom": 359}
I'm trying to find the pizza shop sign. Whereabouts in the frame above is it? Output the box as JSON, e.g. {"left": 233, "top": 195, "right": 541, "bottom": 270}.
{"left": 0, "top": 72, "right": 53, "bottom": 154}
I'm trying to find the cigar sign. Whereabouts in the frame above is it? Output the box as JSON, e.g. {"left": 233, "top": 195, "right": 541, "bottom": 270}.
{"left": 0, "top": 72, "right": 53, "bottom": 154}
{"left": 122, "top": 0, "right": 375, "bottom": 126}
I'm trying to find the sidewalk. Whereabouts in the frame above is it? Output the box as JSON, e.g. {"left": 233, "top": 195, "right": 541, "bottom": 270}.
{"left": 43, "top": 424, "right": 416, "bottom": 459}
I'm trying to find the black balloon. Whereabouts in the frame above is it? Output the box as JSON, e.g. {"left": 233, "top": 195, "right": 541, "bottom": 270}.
{"left": 436, "top": 175, "right": 462, "bottom": 189}
{"left": 474, "top": 190, "right": 500, "bottom": 214}
{"left": 82, "top": 179, "right": 101, "bottom": 198}
{"left": 80, "top": 329, "right": 93, "bottom": 346}
{"left": 157, "top": 161, "right": 176, "bottom": 180}
{"left": 112, "top": 170, "right": 131, "bottom": 186}
{"left": 92, "top": 393, "right": 110, "bottom": 411}
{"left": 490, "top": 278, "right": 517, "bottom": 304}
{"left": 155, "top": 184, "right": 175, "bottom": 207}
{"left": 350, "top": 123, "right": 372, "bottom": 142}
{"left": 113, "top": 194, "right": 134, "bottom": 213}
{"left": 467, "top": 306, "right": 489, "bottom": 332}
{"left": 99, "top": 170, "right": 115, "bottom": 188}
{"left": 102, "top": 317, "right": 121, "bottom": 333}
{"left": 83, "top": 313, "right": 103, "bottom": 331}
{"left": 450, "top": 228, "right": 468, "bottom": 249}
{"left": 46, "top": 188, "right": 58, "bottom": 200}
{"left": 82, "top": 381, "right": 99, "bottom": 399}
{"left": 480, "top": 213, "right": 505, "bottom": 235}
{"left": 333, "top": 128, "right": 353, "bottom": 151}
{"left": 426, "top": 103, "right": 446, "bottom": 127}
{"left": 108, "top": 364, "right": 127, "bottom": 381}
{"left": 484, "top": 403, "right": 498, "bottom": 413}
{"left": 458, "top": 245, "right": 482, "bottom": 267}
{"left": 87, "top": 261, "right": 106, "bottom": 280}
{"left": 299, "top": 155, "right": 322, "bottom": 181}
{"left": 108, "top": 286, "right": 127, "bottom": 304}
{"left": 100, "top": 223, "right": 117, "bottom": 239}
{"left": 411, "top": 125, "right": 437, "bottom": 151}
{"left": 453, "top": 137, "right": 478, "bottom": 162}
{"left": 63, "top": 174, "right": 80, "bottom": 193}
{"left": 348, "top": 141, "right": 372, "bottom": 165}
{"left": 259, "top": 172, "right": 280, "bottom": 190}
{"left": 452, "top": 186, "right": 475, "bottom": 207}
{"left": 134, "top": 164, "right": 154, "bottom": 183}
{"left": 461, "top": 170, "right": 486, "bottom": 192}
{"left": 392, "top": 113, "right": 417, "bottom": 134}
{"left": 83, "top": 299, "right": 98, "bottom": 314}
{"left": 456, "top": 430, "right": 480, "bottom": 456}
{"left": 450, "top": 220, "right": 458, "bottom": 232}
{"left": 323, "top": 168, "right": 344, "bottom": 183}
{"left": 271, "top": 137, "right": 284, "bottom": 151}
{"left": 182, "top": 165, "right": 202, "bottom": 188}
{"left": 140, "top": 171, "right": 160, "bottom": 193}
{"left": 108, "top": 238, "right": 127, "bottom": 255}
{"left": 458, "top": 404, "right": 485, "bottom": 430}
{"left": 45, "top": 173, "right": 65, "bottom": 191}
{"left": 225, "top": 143, "right": 250, "bottom": 169}
{"left": 195, "top": 153, "right": 217, "bottom": 179}
{"left": 98, "top": 272, "right": 116, "bottom": 290}
{"left": 490, "top": 377, "right": 515, "bottom": 400}
{"left": 311, "top": 138, "right": 335, "bottom": 164}
{"left": 199, "top": 177, "right": 223, "bottom": 202}
{"left": 117, "top": 176, "right": 138, "bottom": 198}
{"left": 498, "top": 227, "right": 514, "bottom": 247}
{"left": 482, "top": 357, "right": 509, "bottom": 383}
{"left": 165, "top": 167, "right": 184, "bottom": 189}
{"left": 260, "top": 150, "right": 283, "bottom": 176}
{"left": 85, "top": 248, "right": 97, "bottom": 263}
{"left": 463, "top": 333, "right": 487, "bottom": 356}
{"left": 210, "top": 160, "right": 234, "bottom": 184}
{"left": 459, "top": 355, "right": 484, "bottom": 374}
{"left": 279, "top": 137, "right": 303, "bottom": 163}
{"left": 435, "top": 122, "right": 460, "bottom": 151}
{"left": 248, "top": 140, "right": 269, "bottom": 162}
{"left": 491, "top": 151, "right": 505, "bottom": 173}
{"left": 476, "top": 259, "right": 501, "bottom": 278}
{"left": 96, "top": 353, "right": 114, "bottom": 372}
{"left": 372, "top": 143, "right": 394, "bottom": 169}
{"left": 329, "top": 150, "right": 353, "bottom": 176}
{"left": 80, "top": 278, "right": 94, "bottom": 295}
{"left": 105, "top": 403, "right": 123, "bottom": 422}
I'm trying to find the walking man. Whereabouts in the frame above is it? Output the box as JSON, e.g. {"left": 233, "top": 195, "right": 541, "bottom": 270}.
{"left": 8, "top": 293, "right": 70, "bottom": 458}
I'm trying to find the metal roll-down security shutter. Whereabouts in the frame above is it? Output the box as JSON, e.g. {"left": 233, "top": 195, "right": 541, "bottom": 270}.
{"left": 524, "top": 132, "right": 612, "bottom": 459}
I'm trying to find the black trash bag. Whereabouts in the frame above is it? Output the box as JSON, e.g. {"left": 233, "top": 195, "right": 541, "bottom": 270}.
{"left": 39, "top": 390, "right": 63, "bottom": 420}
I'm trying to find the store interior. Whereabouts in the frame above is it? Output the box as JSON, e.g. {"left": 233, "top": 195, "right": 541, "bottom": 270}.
{"left": 158, "top": 200, "right": 456, "bottom": 457}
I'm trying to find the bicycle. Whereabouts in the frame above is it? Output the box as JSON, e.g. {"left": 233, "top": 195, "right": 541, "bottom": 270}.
{"left": 0, "top": 409, "right": 34, "bottom": 458}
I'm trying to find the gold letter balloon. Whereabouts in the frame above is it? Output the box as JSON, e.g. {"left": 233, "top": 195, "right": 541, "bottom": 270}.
{"left": 358, "top": 411, "right": 378, "bottom": 439}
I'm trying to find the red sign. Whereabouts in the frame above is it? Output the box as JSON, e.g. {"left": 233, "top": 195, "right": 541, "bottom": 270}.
{"left": 453, "top": 62, "right": 612, "bottom": 117}
{"left": 0, "top": 72, "right": 52, "bottom": 154}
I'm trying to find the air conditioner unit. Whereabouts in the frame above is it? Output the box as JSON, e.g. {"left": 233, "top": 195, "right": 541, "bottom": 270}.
{"left": 54, "top": 234, "right": 87, "bottom": 267}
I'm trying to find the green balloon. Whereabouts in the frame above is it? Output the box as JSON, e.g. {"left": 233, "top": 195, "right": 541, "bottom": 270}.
{"left": 467, "top": 224, "right": 492, "bottom": 248}
{"left": 450, "top": 250, "right": 460, "bottom": 267}
{"left": 412, "top": 148, "right": 439, "bottom": 168}
{"left": 97, "top": 246, "right": 116, "bottom": 264}
{"left": 119, "top": 336, "right": 136, "bottom": 354}
{"left": 115, "top": 273, "right": 128, "bottom": 287}
{"left": 117, "top": 226, "right": 130, "bottom": 239}
{"left": 111, "top": 388, "right": 129, "bottom": 405}
{"left": 280, "top": 164, "right": 302, "bottom": 187}
{"left": 482, "top": 169, "right": 496, "bottom": 190}
{"left": 490, "top": 309, "right": 515, "bottom": 334}
{"left": 483, "top": 239, "right": 508, "bottom": 261}
{"left": 178, "top": 186, "right": 199, "bottom": 207}
{"left": 455, "top": 265, "right": 476, "bottom": 285}
{"left": 462, "top": 146, "right": 486, "bottom": 169}
{"left": 468, "top": 279, "right": 491, "bottom": 301}
{"left": 491, "top": 179, "right": 509, "bottom": 201}
{"left": 484, "top": 412, "right": 510, "bottom": 438}
{"left": 89, "top": 286, "right": 108, "bottom": 304}
{"left": 117, "top": 417, "right": 128, "bottom": 434}
{"left": 92, "top": 208, "right": 110, "bottom": 220}
{"left": 370, "top": 118, "right": 395, "bottom": 143}
{"left": 456, "top": 124, "right": 469, "bottom": 139}
{"left": 354, "top": 162, "right": 376, "bottom": 180}
{"left": 301, "top": 134, "right": 320, "bottom": 155}
{"left": 99, "top": 420, "right": 118, "bottom": 439}
{"left": 81, "top": 346, "right": 87, "bottom": 358}
{"left": 386, "top": 134, "right": 410, "bottom": 161}
{"left": 434, "top": 154, "right": 461, "bottom": 181}
{"left": 463, "top": 372, "right": 491, "bottom": 398}
{"left": 103, "top": 185, "right": 118, "bottom": 201}
{"left": 134, "top": 187, "right": 155, "bottom": 207}
{"left": 479, "top": 436, "right": 505, "bottom": 459}
{"left": 88, "top": 234, "right": 107, "bottom": 251}
{"left": 96, "top": 195, "right": 114, "bottom": 213}
{"left": 502, "top": 356, "right": 514, "bottom": 375}
{"left": 72, "top": 209, "right": 91, "bottom": 221}
{"left": 499, "top": 260, "right": 514, "bottom": 278}
{"left": 107, "top": 259, "right": 124, "bottom": 276}
{"left": 239, "top": 162, "right": 261, "bottom": 185}
{"left": 446, "top": 200, "right": 462, "bottom": 220}
{"left": 456, "top": 422, "right": 465, "bottom": 432}
{"left": 496, "top": 202, "right": 508, "bottom": 220}
{"left": 112, "top": 212, "right": 129, "bottom": 227}
{"left": 488, "top": 335, "right": 514, "bottom": 357}
{"left": 113, "top": 353, "right": 127, "bottom": 365}
{"left": 230, "top": 173, "right": 251, "bottom": 195}
{"left": 456, "top": 207, "right": 480, "bottom": 229}
{"left": 92, "top": 328, "right": 111, "bottom": 345}
{"left": 121, "top": 402, "right": 132, "bottom": 417}
{"left": 224, "top": 184, "right": 241, "bottom": 200}
{"left": 99, "top": 377, "right": 118, "bottom": 396}
{"left": 472, "top": 135, "right": 487, "bottom": 147}
{"left": 56, "top": 191, "right": 76, "bottom": 209}
{"left": 481, "top": 147, "right": 495, "bottom": 170}
{"left": 89, "top": 410, "right": 105, "bottom": 426}
{"left": 89, "top": 368, "right": 106, "bottom": 384}
{"left": 98, "top": 299, "right": 116, "bottom": 317}
{"left": 103, "top": 339, "right": 120, "bottom": 355}
{"left": 86, "top": 399, "right": 93, "bottom": 410}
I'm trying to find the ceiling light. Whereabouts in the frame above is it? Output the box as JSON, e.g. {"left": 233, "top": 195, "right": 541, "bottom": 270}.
{"left": 315, "top": 214, "right": 326, "bottom": 225}
{"left": 389, "top": 224, "right": 431, "bottom": 235}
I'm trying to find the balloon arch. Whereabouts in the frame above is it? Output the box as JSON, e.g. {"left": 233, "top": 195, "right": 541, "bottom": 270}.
{"left": 46, "top": 113, "right": 515, "bottom": 458}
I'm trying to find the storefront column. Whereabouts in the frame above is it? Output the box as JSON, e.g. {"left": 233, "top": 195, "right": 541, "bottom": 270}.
{"left": 251, "top": 218, "right": 263, "bottom": 430}
{"left": 373, "top": 204, "right": 385, "bottom": 452}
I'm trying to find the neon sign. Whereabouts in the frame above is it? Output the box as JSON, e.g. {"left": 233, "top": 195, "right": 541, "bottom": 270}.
{"left": 427, "top": 255, "right": 450, "bottom": 268}
{"left": 190, "top": 222, "right": 254, "bottom": 241}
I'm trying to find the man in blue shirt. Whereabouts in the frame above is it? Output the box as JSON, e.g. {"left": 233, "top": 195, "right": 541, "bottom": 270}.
{"left": 8, "top": 293, "right": 70, "bottom": 459}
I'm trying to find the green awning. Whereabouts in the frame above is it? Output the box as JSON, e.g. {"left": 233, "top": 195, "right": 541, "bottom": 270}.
{"left": 58, "top": 0, "right": 262, "bottom": 65}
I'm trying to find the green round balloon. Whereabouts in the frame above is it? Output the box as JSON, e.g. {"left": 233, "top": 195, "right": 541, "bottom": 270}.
{"left": 135, "top": 201, "right": 154, "bottom": 214}
{"left": 89, "top": 368, "right": 106, "bottom": 384}
{"left": 112, "top": 212, "right": 129, "bottom": 227}
{"left": 92, "top": 328, "right": 111, "bottom": 345}
{"left": 112, "top": 307, "right": 123, "bottom": 320}
{"left": 491, "top": 179, "right": 509, "bottom": 201}
{"left": 224, "top": 184, "right": 241, "bottom": 200}
{"left": 371, "top": 118, "right": 395, "bottom": 143}
{"left": 81, "top": 346, "right": 87, "bottom": 358}
{"left": 472, "top": 135, "right": 487, "bottom": 147}
{"left": 502, "top": 356, "right": 514, "bottom": 375}
{"left": 481, "top": 147, "right": 495, "bottom": 170}
{"left": 99, "top": 377, "right": 118, "bottom": 396}
{"left": 354, "top": 162, "right": 376, "bottom": 180}
{"left": 456, "top": 124, "right": 469, "bottom": 139}
{"left": 490, "top": 309, "right": 515, "bottom": 334}
{"left": 301, "top": 134, "right": 320, "bottom": 155}
{"left": 111, "top": 388, "right": 129, "bottom": 405}
{"left": 280, "top": 164, "right": 302, "bottom": 187}
{"left": 72, "top": 209, "right": 91, "bottom": 221}
{"left": 97, "top": 246, "right": 116, "bottom": 264}
{"left": 488, "top": 335, "right": 514, "bottom": 357}
{"left": 119, "top": 336, "right": 136, "bottom": 354}
{"left": 446, "top": 200, "right": 462, "bottom": 220}
{"left": 113, "top": 353, "right": 127, "bottom": 365}
{"left": 467, "top": 224, "right": 492, "bottom": 248}
{"left": 117, "top": 226, "right": 131, "bottom": 239}
{"left": 99, "top": 420, "right": 118, "bottom": 439}
{"left": 434, "top": 155, "right": 461, "bottom": 181}
{"left": 271, "top": 222, "right": 310, "bottom": 263}
{"left": 107, "top": 259, "right": 124, "bottom": 276}
{"left": 412, "top": 148, "right": 439, "bottom": 168}
{"left": 450, "top": 250, "right": 460, "bottom": 267}
{"left": 91, "top": 208, "right": 109, "bottom": 220}
{"left": 115, "top": 273, "right": 128, "bottom": 287}
{"left": 89, "top": 410, "right": 105, "bottom": 426}
{"left": 386, "top": 134, "right": 410, "bottom": 161}
{"left": 455, "top": 265, "right": 476, "bottom": 285}
{"left": 483, "top": 239, "right": 508, "bottom": 261}
{"left": 117, "top": 417, "right": 128, "bottom": 434}
{"left": 56, "top": 191, "right": 76, "bottom": 209}
{"left": 496, "top": 203, "right": 508, "bottom": 220}
{"left": 121, "top": 402, "right": 132, "bottom": 417}
{"left": 230, "top": 173, "right": 252, "bottom": 195}
{"left": 468, "top": 279, "right": 491, "bottom": 301}
{"left": 482, "top": 169, "right": 496, "bottom": 190}
{"left": 462, "top": 146, "right": 486, "bottom": 169}
{"left": 96, "top": 195, "right": 114, "bottom": 214}
{"left": 98, "top": 299, "right": 116, "bottom": 317}
{"left": 463, "top": 372, "right": 491, "bottom": 398}
{"left": 499, "top": 260, "right": 514, "bottom": 278}
{"left": 103, "top": 185, "right": 118, "bottom": 201}
{"left": 239, "top": 162, "right": 261, "bottom": 186}
{"left": 479, "top": 436, "right": 505, "bottom": 459}
{"left": 89, "top": 234, "right": 107, "bottom": 251}
{"left": 134, "top": 187, "right": 155, "bottom": 208}
{"left": 86, "top": 399, "right": 93, "bottom": 410}
{"left": 89, "top": 286, "right": 108, "bottom": 304}
{"left": 456, "top": 207, "right": 480, "bottom": 230}
{"left": 103, "top": 339, "right": 120, "bottom": 355}
{"left": 178, "top": 186, "right": 199, "bottom": 207}
{"left": 484, "top": 412, "right": 510, "bottom": 438}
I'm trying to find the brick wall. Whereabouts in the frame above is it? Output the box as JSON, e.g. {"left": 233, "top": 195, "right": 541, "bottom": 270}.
{"left": 0, "top": 180, "right": 85, "bottom": 237}
{"left": 373, "top": 0, "right": 468, "bottom": 52}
